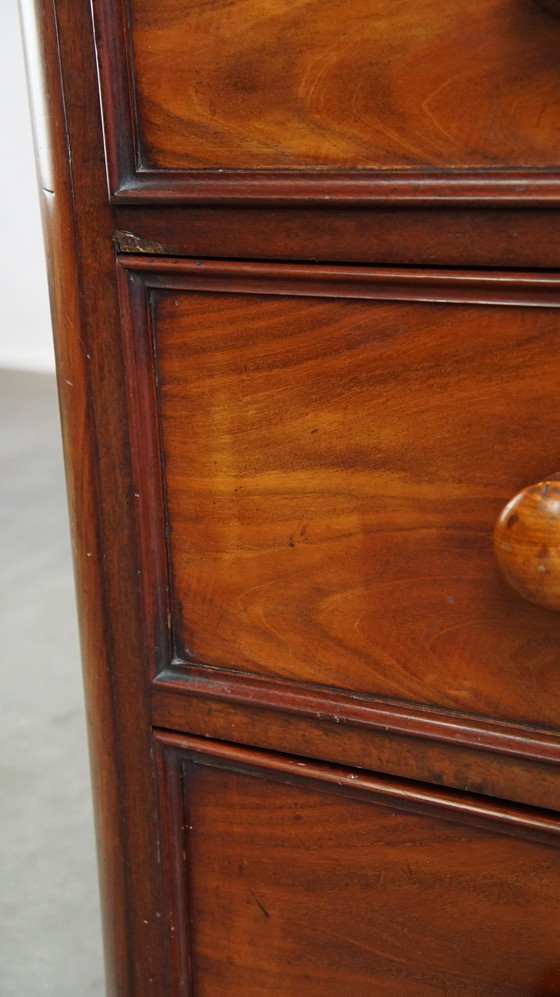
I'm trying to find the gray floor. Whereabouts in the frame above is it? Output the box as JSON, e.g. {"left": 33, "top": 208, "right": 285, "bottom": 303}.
{"left": 0, "top": 370, "right": 105, "bottom": 996}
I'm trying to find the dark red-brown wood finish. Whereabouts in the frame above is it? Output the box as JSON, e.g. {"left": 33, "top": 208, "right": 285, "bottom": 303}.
{"left": 20, "top": 0, "right": 167, "bottom": 992}
{"left": 94, "top": 0, "right": 560, "bottom": 204}
{"left": 113, "top": 205, "right": 560, "bottom": 269}
{"left": 21, "top": 0, "right": 560, "bottom": 993}
{"left": 156, "top": 734, "right": 560, "bottom": 997}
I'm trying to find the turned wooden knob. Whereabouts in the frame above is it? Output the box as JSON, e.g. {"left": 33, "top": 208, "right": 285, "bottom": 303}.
{"left": 494, "top": 478, "right": 560, "bottom": 610}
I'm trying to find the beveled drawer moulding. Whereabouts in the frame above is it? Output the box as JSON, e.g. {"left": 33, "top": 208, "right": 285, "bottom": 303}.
{"left": 94, "top": 0, "right": 560, "bottom": 203}
{"left": 22, "top": 0, "right": 560, "bottom": 990}
{"left": 156, "top": 732, "right": 560, "bottom": 996}
{"left": 118, "top": 257, "right": 560, "bottom": 738}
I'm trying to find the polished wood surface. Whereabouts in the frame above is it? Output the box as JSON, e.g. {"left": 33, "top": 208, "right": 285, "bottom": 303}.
{"left": 158, "top": 733, "right": 560, "bottom": 996}
{"left": 23, "top": 0, "right": 560, "bottom": 992}
{"left": 94, "top": 0, "right": 560, "bottom": 202}
{"left": 20, "top": 0, "right": 168, "bottom": 992}
{"left": 114, "top": 205, "right": 560, "bottom": 269}
{"left": 125, "top": 0, "right": 560, "bottom": 171}
{"left": 152, "top": 678, "right": 560, "bottom": 813}
{"left": 120, "top": 260, "right": 560, "bottom": 729}
{"left": 494, "top": 478, "right": 560, "bottom": 610}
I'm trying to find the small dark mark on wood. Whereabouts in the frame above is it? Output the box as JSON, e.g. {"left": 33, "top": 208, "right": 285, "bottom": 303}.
{"left": 248, "top": 888, "right": 270, "bottom": 919}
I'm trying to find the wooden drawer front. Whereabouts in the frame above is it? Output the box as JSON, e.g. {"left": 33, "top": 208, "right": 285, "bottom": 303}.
{"left": 95, "top": 0, "right": 560, "bottom": 201}
{"left": 157, "top": 733, "right": 560, "bottom": 997}
{"left": 121, "top": 260, "right": 560, "bottom": 733}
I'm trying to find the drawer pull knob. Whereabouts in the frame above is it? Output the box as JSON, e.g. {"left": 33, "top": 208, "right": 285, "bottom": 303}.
{"left": 494, "top": 478, "right": 560, "bottom": 610}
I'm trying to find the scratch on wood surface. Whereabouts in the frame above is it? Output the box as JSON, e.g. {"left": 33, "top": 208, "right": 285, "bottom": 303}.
{"left": 248, "top": 887, "right": 271, "bottom": 919}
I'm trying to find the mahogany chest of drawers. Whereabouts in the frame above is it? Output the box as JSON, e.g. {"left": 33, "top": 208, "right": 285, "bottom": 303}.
{"left": 22, "top": 0, "right": 560, "bottom": 992}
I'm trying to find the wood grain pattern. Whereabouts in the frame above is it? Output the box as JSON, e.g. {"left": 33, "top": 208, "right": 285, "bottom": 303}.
{"left": 114, "top": 205, "right": 560, "bottom": 269}
{"left": 20, "top": 0, "right": 169, "bottom": 993}
{"left": 19, "top": 1, "right": 131, "bottom": 993}
{"left": 119, "top": 260, "right": 560, "bottom": 730}
{"left": 494, "top": 478, "right": 560, "bottom": 610}
{"left": 94, "top": 0, "right": 560, "bottom": 202}
{"left": 156, "top": 661, "right": 560, "bottom": 765}
{"left": 157, "top": 733, "right": 560, "bottom": 996}
{"left": 127, "top": 0, "right": 560, "bottom": 171}
{"left": 152, "top": 679, "right": 560, "bottom": 813}
{"left": 27, "top": 0, "right": 560, "bottom": 989}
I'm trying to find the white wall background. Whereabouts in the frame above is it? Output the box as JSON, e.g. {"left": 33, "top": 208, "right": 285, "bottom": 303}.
{"left": 0, "top": 2, "right": 54, "bottom": 373}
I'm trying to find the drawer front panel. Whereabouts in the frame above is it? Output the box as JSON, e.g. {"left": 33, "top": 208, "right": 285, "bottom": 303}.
{"left": 157, "top": 734, "right": 560, "bottom": 997}
{"left": 122, "top": 0, "right": 560, "bottom": 171}
{"left": 120, "top": 261, "right": 560, "bottom": 731}
{"left": 95, "top": 0, "right": 560, "bottom": 201}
